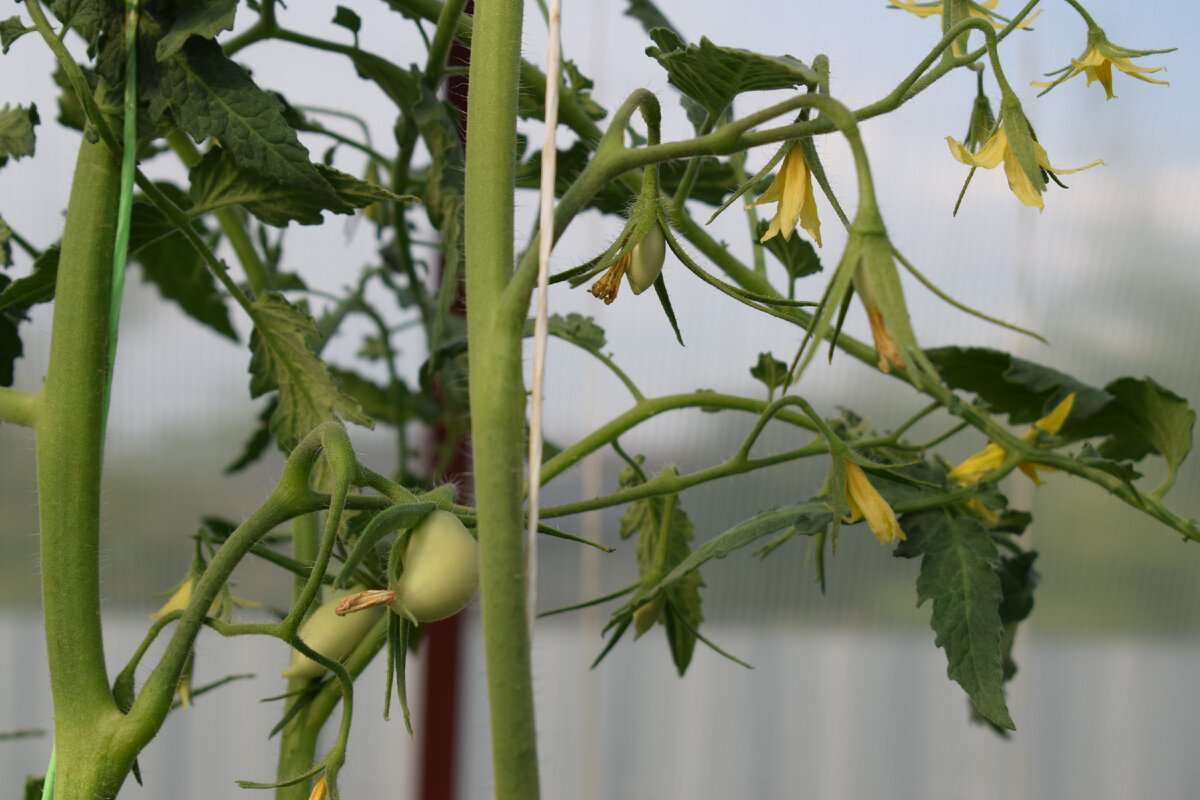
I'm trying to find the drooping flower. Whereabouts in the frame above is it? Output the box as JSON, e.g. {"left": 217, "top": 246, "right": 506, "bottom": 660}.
{"left": 950, "top": 393, "right": 1076, "bottom": 486}
{"left": 844, "top": 462, "right": 906, "bottom": 545}
{"left": 888, "top": 0, "right": 1041, "bottom": 56}
{"left": 946, "top": 99, "right": 1104, "bottom": 211}
{"left": 1033, "top": 29, "right": 1171, "bottom": 99}
{"left": 746, "top": 142, "right": 822, "bottom": 247}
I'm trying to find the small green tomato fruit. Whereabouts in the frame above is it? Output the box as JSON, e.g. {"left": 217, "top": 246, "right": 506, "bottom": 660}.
{"left": 626, "top": 224, "right": 666, "bottom": 295}
{"left": 283, "top": 588, "right": 383, "bottom": 680}
{"left": 389, "top": 511, "right": 479, "bottom": 625}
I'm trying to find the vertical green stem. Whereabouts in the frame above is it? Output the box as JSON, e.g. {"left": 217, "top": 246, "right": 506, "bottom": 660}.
{"left": 37, "top": 129, "right": 125, "bottom": 797}
{"left": 275, "top": 512, "right": 322, "bottom": 800}
{"left": 463, "top": 1, "right": 541, "bottom": 798}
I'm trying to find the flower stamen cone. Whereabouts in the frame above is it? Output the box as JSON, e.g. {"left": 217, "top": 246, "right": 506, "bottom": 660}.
{"left": 844, "top": 462, "right": 906, "bottom": 545}
{"left": 589, "top": 251, "right": 632, "bottom": 305}
{"left": 336, "top": 589, "right": 396, "bottom": 615}
{"left": 747, "top": 142, "right": 822, "bottom": 247}
{"left": 307, "top": 775, "right": 327, "bottom": 800}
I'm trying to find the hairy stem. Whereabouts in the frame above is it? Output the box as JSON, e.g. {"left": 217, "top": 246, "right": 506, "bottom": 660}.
{"left": 462, "top": 1, "right": 541, "bottom": 797}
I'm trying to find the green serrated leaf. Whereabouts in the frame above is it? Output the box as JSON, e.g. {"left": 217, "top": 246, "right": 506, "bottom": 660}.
{"left": 749, "top": 352, "right": 788, "bottom": 395}
{"left": 757, "top": 220, "right": 822, "bottom": 282}
{"left": 927, "top": 347, "right": 1195, "bottom": 473}
{"left": 546, "top": 312, "right": 606, "bottom": 352}
{"left": 0, "top": 104, "right": 38, "bottom": 166}
{"left": 156, "top": 0, "right": 238, "bottom": 61}
{"left": 155, "top": 38, "right": 335, "bottom": 200}
{"left": 894, "top": 510, "right": 1013, "bottom": 730}
{"left": 332, "top": 6, "right": 362, "bottom": 35}
{"left": 1, "top": 16, "right": 32, "bottom": 54}
{"left": 617, "top": 461, "right": 704, "bottom": 674}
{"left": 1098, "top": 377, "right": 1194, "bottom": 471}
{"left": 187, "top": 147, "right": 412, "bottom": 227}
{"left": 645, "top": 29, "right": 817, "bottom": 118}
{"left": 247, "top": 293, "right": 373, "bottom": 451}
{"left": 128, "top": 188, "right": 237, "bottom": 341}
{"left": 646, "top": 502, "right": 831, "bottom": 600}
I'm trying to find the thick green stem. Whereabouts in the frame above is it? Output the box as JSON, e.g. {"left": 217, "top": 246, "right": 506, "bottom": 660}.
{"left": 275, "top": 512, "right": 322, "bottom": 800}
{"left": 36, "top": 129, "right": 125, "bottom": 797}
{"left": 463, "top": 1, "right": 541, "bottom": 798}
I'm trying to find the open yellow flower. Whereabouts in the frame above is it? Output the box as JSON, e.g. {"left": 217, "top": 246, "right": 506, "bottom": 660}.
{"left": 747, "top": 142, "right": 822, "bottom": 247}
{"left": 1034, "top": 26, "right": 1172, "bottom": 100}
{"left": 947, "top": 122, "right": 1104, "bottom": 211}
{"left": 888, "top": 0, "right": 1040, "bottom": 55}
{"left": 844, "top": 462, "right": 906, "bottom": 545}
{"left": 950, "top": 393, "right": 1076, "bottom": 486}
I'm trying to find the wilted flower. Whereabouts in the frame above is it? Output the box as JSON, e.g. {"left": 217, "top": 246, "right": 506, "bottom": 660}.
{"left": 844, "top": 462, "right": 906, "bottom": 545}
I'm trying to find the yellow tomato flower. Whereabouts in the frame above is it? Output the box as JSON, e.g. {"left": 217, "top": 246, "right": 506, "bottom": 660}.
{"left": 946, "top": 122, "right": 1103, "bottom": 211}
{"left": 308, "top": 775, "right": 328, "bottom": 800}
{"left": 950, "top": 393, "right": 1076, "bottom": 486}
{"left": 844, "top": 462, "right": 906, "bottom": 545}
{"left": 1034, "top": 40, "right": 1169, "bottom": 100}
{"left": 747, "top": 142, "right": 822, "bottom": 247}
{"left": 889, "top": 0, "right": 1041, "bottom": 55}
{"left": 148, "top": 576, "right": 198, "bottom": 619}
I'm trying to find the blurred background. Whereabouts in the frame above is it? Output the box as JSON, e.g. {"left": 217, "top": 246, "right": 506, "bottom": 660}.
{"left": 2, "top": 0, "right": 1198, "bottom": 797}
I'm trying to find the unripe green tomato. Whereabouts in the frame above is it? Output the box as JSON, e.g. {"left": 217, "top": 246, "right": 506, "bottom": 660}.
{"left": 389, "top": 511, "right": 479, "bottom": 624}
{"left": 283, "top": 588, "right": 383, "bottom": 680}
{"left": 626, "top": 224, "right": 666, "bottom": 295}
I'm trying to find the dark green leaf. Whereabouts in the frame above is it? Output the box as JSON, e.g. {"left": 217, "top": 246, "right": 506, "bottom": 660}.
{"left": 623, "top": 0, "right": 678, "bottom": 38}
{"left": 187, "top": 147, "right": 412, "bottom": 227}
{"left": 617, "top": 461, "right": 703, "bottom": 674}
{"left": 645, "top": 29, "right": 817, "bottom": 118}
{"left": 894, "top": 510, "right": 1013, "bottom": 730}
{"left": 0, "top": 16, "right": 32, "bottom": 54}
{"left": 156, "top": 0, "right": 238, "bottom": 61}
{"left": 24, "top": 774, "right": 44, "bottom": 800}
{"left": 0, "top": 303, "right": 20, "bottom": 387}
{"left": 1098, "top": 377, "right": 1193, "bottom": 471}
{"left": 0, "top": 245, "right": 58, "bottom": 312}
{"left": 926, "top": 346, "right": 1107, "bottom": 425}
{"left": 247, "top": 293, "right": 373, "bottom": 451}
{"left": 757, "top": 220, "right": 822, "bottom": 281}
{"left": 749, "top": 352, "right": 788, "bottom": 394}
{"left": 0, "top": 103, "right": 38, "bottom": 166}
{"left": 225, "top": 398, "right": 276, "bottom": 473}
{"left": 996, "top": 549, "right": 1038, "bottom": 625}
{"left": 154, "top": 38, "right": 336, "bottom": 201}
{"left": 332, "top": 6, "right": 362, "bottom": 36}
{"left": 344, "top": 50, "right": 419, "bottom": 109}
{"left": 129, "top": 190, "right": 237, "bottom": 341}
{"left": 927, "top": 347, "right": 1195, "bottom": 471}
{"left": 0, "top": 216, "right": 12, "bottom": 268}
